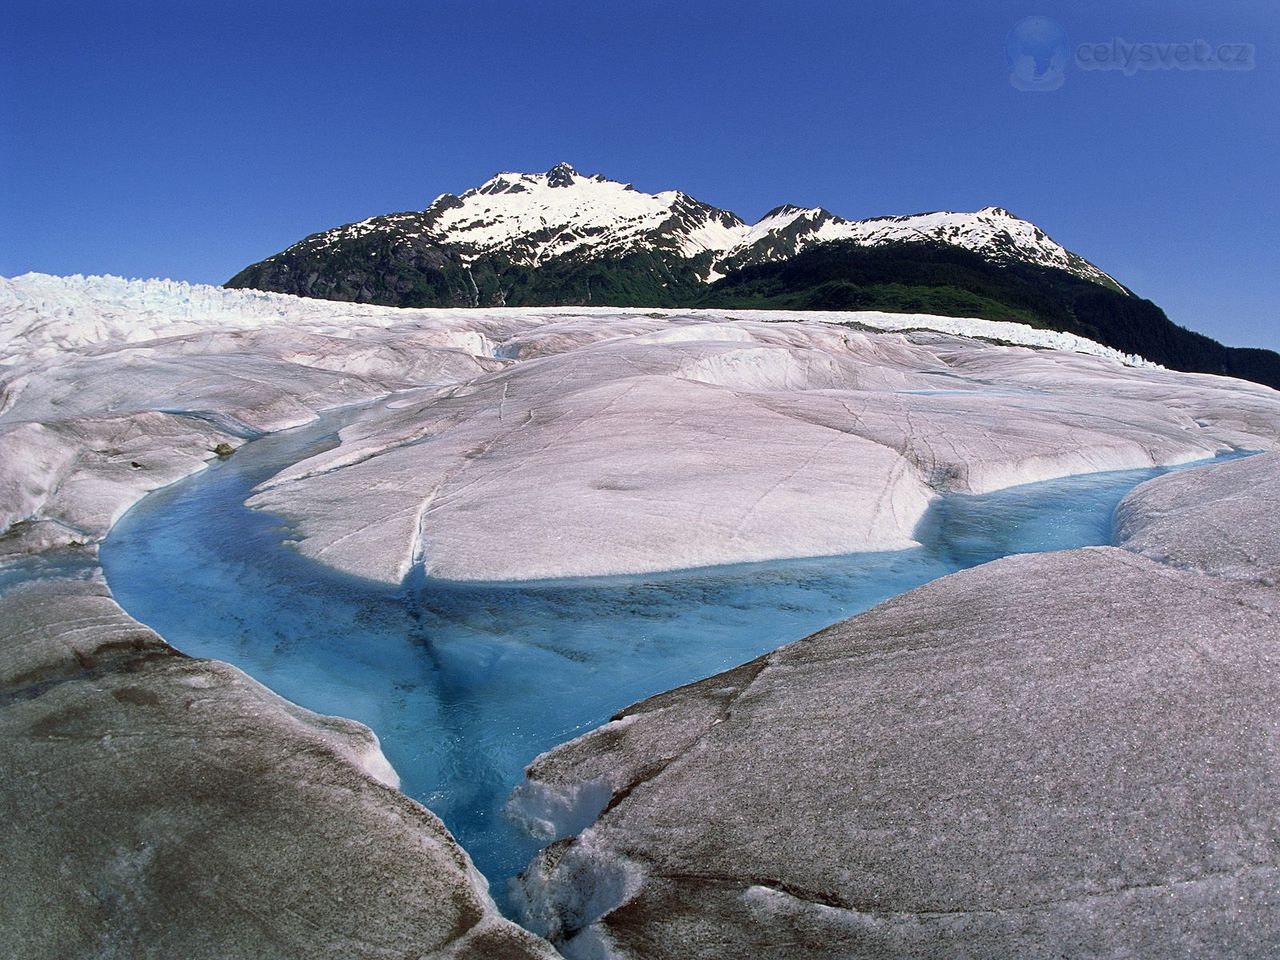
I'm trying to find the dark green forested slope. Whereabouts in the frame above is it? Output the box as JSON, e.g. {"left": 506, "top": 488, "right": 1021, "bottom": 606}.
{"left": 699, "top": 241, "right": 1280, "bottom": 389}
{"left": 228, "top": 236, "right": 1280, "bottom": 390}
{"left": 225, "top": 227, "right": 713, "bottom": 309}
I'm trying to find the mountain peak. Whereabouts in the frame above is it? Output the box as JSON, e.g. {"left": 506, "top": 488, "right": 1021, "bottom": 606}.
{"left": 233, "top": 167, "right": 1123, "bottom": 299}
{"left": 759, "top": 204, "right": 807, "bottom": 220}
{"left": 546, "top": 162, "right": 578, "bottom": 188}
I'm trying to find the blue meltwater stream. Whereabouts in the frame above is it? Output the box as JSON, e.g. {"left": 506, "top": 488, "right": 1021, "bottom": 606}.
{"left": 98, "top": 401, "right": 1242, "bottom": 914}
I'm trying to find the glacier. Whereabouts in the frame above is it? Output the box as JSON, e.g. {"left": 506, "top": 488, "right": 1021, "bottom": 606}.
{"left": 241, "top": 312, "right": 1271, "bottom": 584}
{"left": 8, "top": 270, "right": 1237, "bottom": 577}
{"left": 514, "top": 452, "right": 1280, "bottom": 959}
{"left": 2, "top": 271, "right": 1280, "bottom": 958}
{"left": 100, "top": 406, "right": 1238, "bottom": 910}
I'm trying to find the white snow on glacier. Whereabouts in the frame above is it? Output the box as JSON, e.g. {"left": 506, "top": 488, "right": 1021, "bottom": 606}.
{"left": 4, "top": 267, "right": 1279, "bottom": 926}
{"left": 247, "top": 317, "right": 1275, "bottom": 582}
{"left": 3, "top": 271, "right": 1279, "bottom": 584}
{"left": 99, "top": 407, "right": 1249, "bottom": 911}
{"left": 2, "top": 272, "right": 1150, "bottom": 365}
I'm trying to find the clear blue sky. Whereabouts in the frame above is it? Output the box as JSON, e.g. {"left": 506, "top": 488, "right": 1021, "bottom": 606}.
{"left": 2, "top": 0, "right": 1276, "bottom": 348}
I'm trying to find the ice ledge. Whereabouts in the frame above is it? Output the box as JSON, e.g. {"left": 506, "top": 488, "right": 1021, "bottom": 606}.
{"left": 507, "top": 453, "right": 1280, "bottom": 957}
{"left": 0, "top": 567, "right": 558, "bottom": 958}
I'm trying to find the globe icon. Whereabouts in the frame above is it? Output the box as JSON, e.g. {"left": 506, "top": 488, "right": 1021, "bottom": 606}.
{"left": 1007, "top": 17, "right": 1069, "bottom": 91}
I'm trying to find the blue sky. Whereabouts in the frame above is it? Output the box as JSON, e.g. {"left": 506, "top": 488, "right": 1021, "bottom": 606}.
{"left": 2, "top": 0, "right": 1276, "bottom": 348}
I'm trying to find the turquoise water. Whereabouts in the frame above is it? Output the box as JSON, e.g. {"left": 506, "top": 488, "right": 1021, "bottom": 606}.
{"left": 98, "top": 406, "right": 1239, "bottom": 911}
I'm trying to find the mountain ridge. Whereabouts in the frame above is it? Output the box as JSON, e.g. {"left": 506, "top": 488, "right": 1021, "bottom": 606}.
{"left": 225, "top": 163, "right": 1280, "bottom": 389}
{"left": 229, "top": 162, "right": 1123, "bottom": 297}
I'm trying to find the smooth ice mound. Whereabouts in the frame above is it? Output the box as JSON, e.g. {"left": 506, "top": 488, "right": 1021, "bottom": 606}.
{"left": 242, "top": 321, "right": 1240, "bottom": 585}
{"left": 98, "top": 405, "right": 1245, "bottom": 914}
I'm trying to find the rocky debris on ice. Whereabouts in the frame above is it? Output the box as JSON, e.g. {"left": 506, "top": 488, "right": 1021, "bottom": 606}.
{"left": 0, "top": 562, "right": 557, "bottom": 960}
{"left": 512, "top": 452, "right": 1280, "bottom": 959}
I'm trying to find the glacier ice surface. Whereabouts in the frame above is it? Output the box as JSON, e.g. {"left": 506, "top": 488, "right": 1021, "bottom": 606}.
{"left": 99, "top": 399, "right": 1242, "bottom": 912}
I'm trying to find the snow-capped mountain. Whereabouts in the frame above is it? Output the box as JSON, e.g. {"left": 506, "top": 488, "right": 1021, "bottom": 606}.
{"left": 713, "top": 203, "right": 1123, "bottom": 290}
{"left": 426, "top": 163, "right": 748, "bottom": 265}
{"left": 228, "top": 163, "right": 1125, "bottom": 307}
{"left": 291, "top": 163, "right": 748, "bottom": 271}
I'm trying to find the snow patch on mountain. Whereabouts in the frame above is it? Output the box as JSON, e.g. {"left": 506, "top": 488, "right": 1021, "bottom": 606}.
{"left": 719, "top": 203, "right": 1122, "bottom": 289}
{"left": 828, "top": 206, "right": 1123, "bottom": 289}
{"left": 262, "top": 164, "right": 1121, "bottom": 289}
{"left": 428, "top": 164, "right": 747, "bottom": 265}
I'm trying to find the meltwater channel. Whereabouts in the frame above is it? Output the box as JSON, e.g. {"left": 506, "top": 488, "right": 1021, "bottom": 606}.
{"left": 99, "top": 402, "right": 1240, "bottom": 913}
